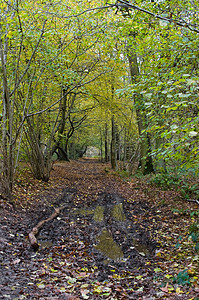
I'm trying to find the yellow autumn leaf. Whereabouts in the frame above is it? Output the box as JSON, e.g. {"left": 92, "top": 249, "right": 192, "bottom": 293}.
{"left": 168, "top": 285, "right": 174, "bottom": 292}
{"left": 165, "top": 274, "right": 173, "bottom": 279}
{"left": 136, "top": 275, "right": 143, "bottom": 280}
{"left": 176, "top": 287, "right": 184, "bottom": 294}
{"left": 187, "top": 268, "right": 195, "bottom": 275}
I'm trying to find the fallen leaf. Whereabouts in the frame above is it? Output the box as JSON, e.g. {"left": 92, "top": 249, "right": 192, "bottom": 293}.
{"left": 176, "top": 287, "right": 184, "bottom": 294}
{"left": 13, "top": 259, "right": 21, "bottom": 264}
{"left": 154, "top": 268, "right": 162, "bottom": 273}
{"left": 81, "top": 289, "right": 90, "bottom": 299}
{"left": 160, "top": 282, "right": 168, "bottom": 293}
{"left": 37, "top": 283, "right": 45, "bottom": 289}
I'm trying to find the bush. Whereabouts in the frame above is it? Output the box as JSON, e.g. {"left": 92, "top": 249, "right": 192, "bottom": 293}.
{"left": 150, "top": 172, "right": 181, "bottom": 188}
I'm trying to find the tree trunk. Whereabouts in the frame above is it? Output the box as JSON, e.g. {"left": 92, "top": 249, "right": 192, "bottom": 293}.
{"left": 25, "top": 117, "right": 51, "bottom": 182}
{"left": 105, "top": 123, "right": 108, "bottom": 162}
{"left": 111, "top": 116, "right": 117, "bottom": 170}
{"left": 127, "top": 36, "right": 154, "bottom": 174}
{"left": 0, "top": 30, "right": 14, "bottom": 198}
{"left": 100, "top": 130, "right": 103, "bottom": 162}
{"left": 123, "top": 128, "right": 127, "bottom": 170}
{"left": 57, "top": 145, "right": 69, "bottom": 161}
{"left": 51, "top": 88, "right": 69, "bottom": 159}
{"left": 155, "top": 135, "right": 167, "bottom": 172}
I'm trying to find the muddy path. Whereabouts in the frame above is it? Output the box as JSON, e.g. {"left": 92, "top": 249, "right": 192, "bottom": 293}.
{"left": 0, "top": 160, "right": 198, "bottom": 299}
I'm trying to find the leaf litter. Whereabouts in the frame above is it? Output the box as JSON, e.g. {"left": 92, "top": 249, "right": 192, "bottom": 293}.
{"left": 0, "top": 159, "right": 199, "bottom": 299}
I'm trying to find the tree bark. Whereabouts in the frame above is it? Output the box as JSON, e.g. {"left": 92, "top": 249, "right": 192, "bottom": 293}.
{"left": 105, "top": 123, "right": 108, "bottom": 162}
{"left": 0, "top": 27, "right": 14, "bottom": 198}
{"left": 155, "top": 135, "right": 167, "bottom": 172}
{"left": 127, "top": 35, "right": 154, "bottom": 174}
{"left": 57, "top": 146, "right": 70, "bottom": 161}
{"left": 25, "top": 117, "right": 51, "bottom": 181}
{"left": 111, "top": 116, "right": 117, "bottom": 170}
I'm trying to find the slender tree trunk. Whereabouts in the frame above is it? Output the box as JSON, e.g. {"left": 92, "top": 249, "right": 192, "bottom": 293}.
{"left": 116, "top": 129, "right": 120, "bottom": 161}
{"left": 123, "top": 128, "right": 127, "bottom": 169}
{"left": 136, "top": 108, "right": 154, "bottom": 174}
{"left": 127, "top": 36, "right": 154, "bottom": 174}
{"left": 105, "top": 123, "right": 108, "bottom": 162}
{"left": 0, "top": 30, "right": 14, "bottom": 198}
{"left": 155, "top": 135, "right": 166, "bottom": 172}
{"left": 111, "top": 116, "right": 117, "bottom": 170}
{"left": 25, "top": 117, "right": 51, "bottom": 182}
{"left": 100, "top": 130, "right": 103, "bottom": 162}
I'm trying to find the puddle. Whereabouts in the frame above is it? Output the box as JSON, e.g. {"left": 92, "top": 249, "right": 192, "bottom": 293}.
{"left": 73, "top": 206, "right": 105, "bottom": 222}
{"left": 72, "top": 200, "right": 152, "bottom": 260}
{"left": 111, "top": 203, "right": 126, "bottom": 221}
{"left": 39, "top": 241, "right": 53, "bottom": 248}
{"left": 93, "top": 206, "right": 104, "bottom": 222}
{"left": 73, "top": 208, "right": 94, "bottom": 216}
{"left": 73, "top": 203, "right": 126, "bottom": 223}
{"left": 95, "top": 229, "right": 124, "bottom": 260}
{"left": 132, "top": 238, "right": 151, "bottom": 256}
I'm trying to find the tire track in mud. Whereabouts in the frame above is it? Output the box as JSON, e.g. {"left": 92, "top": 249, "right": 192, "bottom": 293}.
{"left": 0, "top": 160, "right": 159, "bottom": 298}
{"left": 37, "top": 160, "right": 156, "bottom": 278}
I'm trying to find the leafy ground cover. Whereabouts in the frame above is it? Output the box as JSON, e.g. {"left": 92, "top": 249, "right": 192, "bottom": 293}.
{"left": 0, "top": 159, "right": 199, "bottom": 299}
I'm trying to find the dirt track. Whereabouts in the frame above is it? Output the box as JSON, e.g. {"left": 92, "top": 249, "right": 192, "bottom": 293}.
{"left": 0, "top": 160, "right": 198, "bottom": 299}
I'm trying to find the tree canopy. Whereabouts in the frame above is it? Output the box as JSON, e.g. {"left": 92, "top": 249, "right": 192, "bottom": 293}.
{"left": 1, "top": 0, "right": 199, "bottom": 196}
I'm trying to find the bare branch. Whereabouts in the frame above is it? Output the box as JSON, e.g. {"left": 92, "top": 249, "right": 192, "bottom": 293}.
{"left": 41, "top": 4, "right": 115, "bottom": 19}
{"left": 54, "top": 0, "right": 199, "bottom": 34}
{"left": 9, "top": 20, "right": 47, "bottom": 97}
{"left": 118, "top": 0, "right": 199, "bottom": 34}
{"left": 27, "top": 68, "right": 109, "bottom": 118}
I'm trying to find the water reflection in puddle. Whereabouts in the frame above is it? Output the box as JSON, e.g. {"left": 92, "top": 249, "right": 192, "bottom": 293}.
{"left": 73, "top": 208, "right": 94, "bottom": 216}
{"left": 39, "top": 241, "right": 53, "bottom": 248}
{"left": 73, "top": 206, "right": 105, "bottom": 222}
{"left": 95, "top": 229, "right": 124, "bottom": 260}
{"left": 72, "top": 203, "right": 152, "bottom": 260}
{"left": 111, "top": 203, "right": 126, "bottom": 221}
{"left": 93, "top": 206, "right": 104, "bottom": 222}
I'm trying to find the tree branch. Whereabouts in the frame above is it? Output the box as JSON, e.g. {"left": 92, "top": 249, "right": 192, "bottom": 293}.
{"left": 118, "top": 0, "right": 199, "bottom": 34}
{"left": 42, "top": 4, "right": 115, "bottom": 19}
{"left": 27, "top": 70, "right": 108, "bottom": 117}
{"left": 29, "top": 204, "right": 67, "bottom": 250}
{"left": 9, "top": 20, "right": 47, "bottom": 97}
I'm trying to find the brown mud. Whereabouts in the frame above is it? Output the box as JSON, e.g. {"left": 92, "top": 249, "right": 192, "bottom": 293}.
{"left": 0, "top": 159, "right": 198, "bottom": 299}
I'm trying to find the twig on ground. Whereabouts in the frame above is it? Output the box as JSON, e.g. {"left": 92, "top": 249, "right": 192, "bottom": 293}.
{"left": 29, "top": 205, "right": 67, "bottom": 250}
{"left": 185, "top": 198, "right": 199, "bottom": 206}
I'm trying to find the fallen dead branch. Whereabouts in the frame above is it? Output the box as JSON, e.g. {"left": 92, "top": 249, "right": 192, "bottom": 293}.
{"left": 29, "top": 205, "right": 67, "bottom": 250}
{"left": 186, "top": 198, "right": 199, "bottom": 206}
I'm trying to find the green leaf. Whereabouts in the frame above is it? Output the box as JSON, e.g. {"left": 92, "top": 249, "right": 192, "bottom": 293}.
{"left": 50, "top": 268, "right": 58, "bottom": 273}
{"left": 186, "top": 79, "right": 197, "bottom": 85}
{"left": 145, "top": 93, "right": 153, "bottom": 99}
{"left": 154, "top": 268, "right": 163, "bottom": 273}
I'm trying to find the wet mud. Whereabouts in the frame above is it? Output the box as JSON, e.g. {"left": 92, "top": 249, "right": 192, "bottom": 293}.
{"left": 0, "top": 160, "right": 157, "bottom": 299}
{"left": 36, "top": 188, "right": 156, "bottom": 278}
